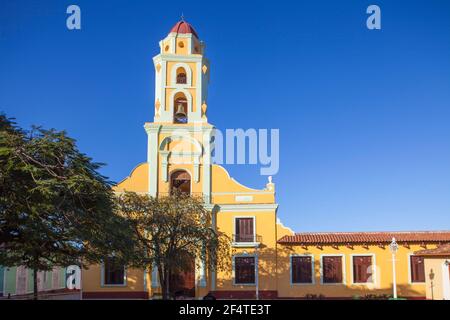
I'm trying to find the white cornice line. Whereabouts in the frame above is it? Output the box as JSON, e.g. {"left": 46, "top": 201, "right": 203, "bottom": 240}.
{"left": 212, "top": 191, "right": 273, "bottom": 195}
{"left": 145, "top": 124, "right": 214, "bottom": 133}
{"left": 215, "top": 203, "right": 278, "bottom": 212}
{"left": 153, "top": 54, "right": 205, "bottom": 63}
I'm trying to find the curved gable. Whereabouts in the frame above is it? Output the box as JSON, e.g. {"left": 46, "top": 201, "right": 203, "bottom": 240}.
{"left": 211, "top": 164, "right": 265, "bottom": 193}
{"left": 113, "top": 162, "right": 149, "bottom": 193}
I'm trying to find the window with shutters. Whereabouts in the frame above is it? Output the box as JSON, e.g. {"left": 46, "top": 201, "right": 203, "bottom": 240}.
{"left": 234, "top": 217, "right": 255, "bottom": 243}
{"left": 322, "top": 256, "right": 344, "bottom": 284}
{"left": 410, "top": 255, "right": 425, "bottom": 283}
{"left": 291, "top": 256, "right": 313, "bottom": 284}
{"left": 352, "top": 255, "right": 373, "bottom": 283}
{"left": 234, "top": 256, "right": 256, "bottom": 284}
{"left": 103, "top": 257, "right": 126, "bottom": 286}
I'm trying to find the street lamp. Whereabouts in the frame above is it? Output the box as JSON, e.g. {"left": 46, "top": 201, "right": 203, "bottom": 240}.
{"left": 389, "top": 237, "right": 399, "bottom": 299}
{"left": 255, "top": 246, "right": 259, "bottom": 300}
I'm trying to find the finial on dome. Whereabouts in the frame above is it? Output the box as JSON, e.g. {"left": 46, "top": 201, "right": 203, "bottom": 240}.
{"left": 181, "top": 13, "right": 185, "bottom": 21}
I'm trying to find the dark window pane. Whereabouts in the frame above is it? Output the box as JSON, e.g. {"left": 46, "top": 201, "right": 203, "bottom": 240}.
{"left": 235, "top": 257, "right": 255, "bottom": 284}
{"left": 235, "top": 218, "right": 254, "bottom": 242}
{"left": 323, "top": 256, "right": 343, "bottom": 284}
{"left": 104, "top": 257, "right": 125, "bottom": 285}
{"left": 353, "top": 256, "right": 372, "bottom": 283}
{"left": 292, "top": 256, "right": 313, "bottom": 284}
{"left": 410, "top": 256, "right": 425, "bottom": 283}
{"left": 177, "top": 72, "right": 187, "bottom": 84}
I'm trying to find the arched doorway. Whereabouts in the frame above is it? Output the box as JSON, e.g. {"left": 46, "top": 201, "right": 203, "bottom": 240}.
{"left": 170, "top": 170, "right": 191, "bottom": 195}
{"left": 169, "top": 252, "right": 196, "bottom": 298}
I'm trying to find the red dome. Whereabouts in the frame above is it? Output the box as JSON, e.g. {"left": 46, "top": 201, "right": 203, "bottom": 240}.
{"left": 169, "top": 20, "right": 199, "bottom": 38}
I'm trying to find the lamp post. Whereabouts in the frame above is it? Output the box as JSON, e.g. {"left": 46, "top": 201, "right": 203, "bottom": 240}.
{"left": 389, "top": 237, "right": 399, "bottom": 299}
{"left": 429, "top": 269, "right": 435, "bottom": 300}
{"left": 255, "top": 246, "right": 259, "bottom": 300}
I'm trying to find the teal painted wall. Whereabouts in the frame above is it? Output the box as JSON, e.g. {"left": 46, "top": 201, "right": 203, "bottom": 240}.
{"left": 0, "top": 266, "right": 4, "bottom": 295}
{"left": 4, "top": 267, "right": 17, "bottom": 295}
{"left": 2, "top": 266, "right": 67, "bottom": 295}
{"left": 27, "top": 269, "right": 33, "bottom": 293}
{"left": 46, "top": 271, "right": 52, "bottom": 290}
{"left": 60, "top": 268, "right": 66, "bottom": 288}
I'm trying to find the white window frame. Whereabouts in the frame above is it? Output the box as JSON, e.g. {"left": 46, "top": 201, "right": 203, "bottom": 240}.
{"left": 101, "top": 258, "right": 127, "bottom": 287}
{"left": 320, "top": 254, "right": 346, "bottom": 285}
{"left": 350, "top": 253, "right": 376, "bottom": 285}
{"left": 232, "top": 254, "right": 257, "bottom": 286}
{"left": 407, "top": 253, "right": 426, "bottom": 285}
{"left": 232, "top": 216, "right": 259, "bottom": 248}
{"left": 290, "top": 254, "right": 315, "bottom": 285}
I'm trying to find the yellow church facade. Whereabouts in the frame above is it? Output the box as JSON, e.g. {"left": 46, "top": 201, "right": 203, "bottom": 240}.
{"left": 81, "top": 20, "right": 450, "bottom": 300}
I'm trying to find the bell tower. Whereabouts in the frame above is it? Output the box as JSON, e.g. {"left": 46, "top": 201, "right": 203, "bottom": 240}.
{"left": 152, "top": 19, "right": 210, "bottom": 123}
{"left": 144, "top": 19, "right": 213, "bottom": 202}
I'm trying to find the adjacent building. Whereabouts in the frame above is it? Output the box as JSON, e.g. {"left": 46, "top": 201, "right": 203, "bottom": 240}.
{"left": 0, "top": 266, "right": 67, "bottom": 298}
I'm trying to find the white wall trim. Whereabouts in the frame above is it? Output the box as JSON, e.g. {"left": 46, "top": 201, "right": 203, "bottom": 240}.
{"left": 212, "top": 191, "right": 273, "bottom": 196}
{"left": 443, "top": 260, "right": 450, "bottom": 300}
{"left": 216, "top": 204, "right": 278, "bottom": 213}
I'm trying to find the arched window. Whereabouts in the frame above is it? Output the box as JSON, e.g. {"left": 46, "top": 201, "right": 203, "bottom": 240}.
{"left": 174, "top": 93, "right": 188, "bottom": 124}
{"left": 176, "top": 67, "right": 187, "bottom": 84}
{"left": 170, "top": 170, "right": 191, "bottom": 195}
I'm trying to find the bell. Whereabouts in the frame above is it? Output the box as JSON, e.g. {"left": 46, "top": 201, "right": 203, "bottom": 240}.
{"left": 175, "top": 103, "right": 186, "bottom": 117}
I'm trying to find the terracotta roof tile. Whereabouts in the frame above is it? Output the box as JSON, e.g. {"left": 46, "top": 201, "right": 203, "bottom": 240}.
{"left": 169, "top": 20, "right": 199, "bottom": 38}
{"left": 277, "top": 231, "right": 450, "bottom": 245}
{"left": 415, "top": 243, "right": 450, "bottom": 256}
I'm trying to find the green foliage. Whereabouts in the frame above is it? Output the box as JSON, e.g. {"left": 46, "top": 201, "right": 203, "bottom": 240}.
{"left": 0, "top": 113, "right": 133, "bottom": 298}
{"left": 116, "top": 191, "right": 230, "bottom": 299}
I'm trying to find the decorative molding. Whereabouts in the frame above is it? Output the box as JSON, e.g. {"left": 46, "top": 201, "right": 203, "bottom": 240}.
{"left": 216, "top": 203, "right": 278, "bottom": 213}
{"left": 235, "top": 195, "right": 254, "bottom": 202}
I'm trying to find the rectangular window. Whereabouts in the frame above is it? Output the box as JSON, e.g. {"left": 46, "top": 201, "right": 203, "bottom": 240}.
{"left": 103, "top": 257, "right": 125, "bottom": 285}
{"left": 291, "top": 256, "right": 313, "bottom": 284}
{"left": 234, "top": 256, "right": 255, "bottom": 284}
{"left": 352, "top": 256, "right": 373, "bottom": 283}
{"left": 322, "top": 256, "right": 343, "bottom": 284}
{"left": 235, "top": 218, "right": 254, "bottom": 242}
{"left": 410, "top": 256, "right": 425, "bottom": 283}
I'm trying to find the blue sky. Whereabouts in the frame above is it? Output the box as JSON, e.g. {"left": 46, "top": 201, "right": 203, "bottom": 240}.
{"left": 1, "top": 0, "right": 449, "bottom": 232}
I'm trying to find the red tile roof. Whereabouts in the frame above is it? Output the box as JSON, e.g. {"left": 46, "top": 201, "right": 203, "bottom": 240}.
{"left": 169, "top": 20, "right": 199, "bottom": 38}
{"left": 277, "top": 231, "right": 450, "bottom": 245}
{"left": 415, "top": 243, "right": 450, "bottom": 256}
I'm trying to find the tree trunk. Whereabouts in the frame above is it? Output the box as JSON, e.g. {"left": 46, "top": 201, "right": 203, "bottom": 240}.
{"left": 165, "top": 268, "right": 171, "bottom": 300}
{"left": 33, "top": 268, "right": 38, "bottom": 300}
{"left": 157, "top": 264, "right": 167, "bottom": 300}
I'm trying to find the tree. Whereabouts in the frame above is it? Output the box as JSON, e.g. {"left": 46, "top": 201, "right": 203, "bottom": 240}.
{"left": 0, "top": 114, "right": 134, "bottom": 299}
{"left": 117, "top": 191, "right": 230, "bottom": 300}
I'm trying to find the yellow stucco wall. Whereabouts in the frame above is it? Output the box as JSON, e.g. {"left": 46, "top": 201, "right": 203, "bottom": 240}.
{"left": 114, "top": 162, "right": 149, "bottom": 193}
{"left": 82, "top": 264, "right": 147, "bottom": 293}
{"left": 215, "top": 211, "right": 278, "bottom": 292}
{"left": 276, "top": 244, "right": 438, "bottom": 298}
{"left": 423, "top": 257, "right": 450, "bottom": 300}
